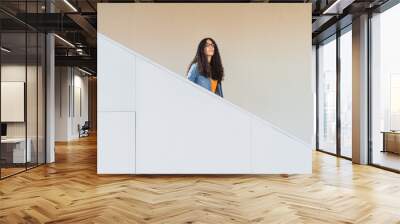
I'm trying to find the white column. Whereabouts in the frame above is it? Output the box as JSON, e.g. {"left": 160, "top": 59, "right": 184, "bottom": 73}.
{"left": 46, "top": 32, "right": 55, "bottom": 163}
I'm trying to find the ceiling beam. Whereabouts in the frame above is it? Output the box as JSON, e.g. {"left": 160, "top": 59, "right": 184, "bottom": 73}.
{"left": 67, "top": 13, "right": 97, "bottom": 46}
{"left": 55, "top": 55, "right": 96, "bottom": 71}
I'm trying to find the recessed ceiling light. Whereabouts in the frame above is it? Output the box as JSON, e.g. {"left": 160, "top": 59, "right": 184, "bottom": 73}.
{"left": 78, "top": 67, "right": 93, "bottom": 76}
{"left": 1, "top": 47, "right": 11, "bottom": 53}
{"left": 63, "top": 0, "right": 78, "bottom": 12}
{"left": 322, "top": 0, "right": 354, "bottom": 15}
{"left": 54, "top": 34, "right": 75, "bottom": 48}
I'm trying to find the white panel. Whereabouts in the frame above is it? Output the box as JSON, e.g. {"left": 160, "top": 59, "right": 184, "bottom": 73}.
{"left": 12, "top": 139, "right": 32, "bottom": 163}
{"left": 251, "top": 118, "right": 312, "bottom": 174}
{"left": 136, "top": 59, "right": 251, "bottom": 174}
{"left": 1, "top": 82, "right": 24, "bottom": 122}
{"left": 97, "top": 34, "right": 135, "bottom": 112}
{"left": 97, "top": 111, "right": 135, "bottom": 174}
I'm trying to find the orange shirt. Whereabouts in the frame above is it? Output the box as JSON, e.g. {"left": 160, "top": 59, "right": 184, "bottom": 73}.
{"left": 210, "top": 79, "right": 218, "bottom": 93}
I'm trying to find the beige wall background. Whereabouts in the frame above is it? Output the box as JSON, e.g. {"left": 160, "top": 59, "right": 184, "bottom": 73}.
{"left": 98, "top": 3, "right": 313, "bottom": 144}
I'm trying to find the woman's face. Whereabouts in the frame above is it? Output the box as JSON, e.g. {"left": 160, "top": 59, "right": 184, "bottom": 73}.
{"left": 204, "top": 39, "right": 215, "bottom": 57}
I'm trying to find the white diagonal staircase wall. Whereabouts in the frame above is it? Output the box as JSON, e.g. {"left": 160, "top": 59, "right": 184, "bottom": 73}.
{"left": 97, "top": 33, "right": 312, "bottom": 174}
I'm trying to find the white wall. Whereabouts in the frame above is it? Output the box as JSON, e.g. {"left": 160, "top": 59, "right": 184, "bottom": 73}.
{"left": 55, "top": 67, "right": 89, "bottom": 141}
{"left": 71, "top": 73, "right": 89, "bottom": 138}
{"left": 55, "top": 67, "right": 70, "bottom": 141}
{"left": 98, "top": 3, "right": 313, "bottom": 145}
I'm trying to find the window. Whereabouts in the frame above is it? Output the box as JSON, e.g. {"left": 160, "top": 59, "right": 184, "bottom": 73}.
{"left": 318, "top": 37, "right": 337, "bottom": 154}
{"left": 317, "top": 27, "right": 353, "bottom": 159}
{"left": 370, "top": 4, "right": 400, "bottom": 171}
{"left": 340, "top": 29, "right": 352, "bottom": 158}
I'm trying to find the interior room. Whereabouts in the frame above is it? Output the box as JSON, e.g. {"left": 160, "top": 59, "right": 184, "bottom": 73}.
{"left": 0, "top": 21, "right": 46, "bottom": 178}
{"left": 0, "top": 0, "right": 400, "bottom": 223}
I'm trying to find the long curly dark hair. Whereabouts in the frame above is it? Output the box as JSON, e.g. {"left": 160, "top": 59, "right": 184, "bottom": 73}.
{"left": 188, "top": 38, "right": 224, "bottom": 82}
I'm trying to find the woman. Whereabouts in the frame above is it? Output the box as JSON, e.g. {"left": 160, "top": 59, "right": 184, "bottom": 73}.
{"left": 187, "top": 38, "right": 224, "bottom": 97}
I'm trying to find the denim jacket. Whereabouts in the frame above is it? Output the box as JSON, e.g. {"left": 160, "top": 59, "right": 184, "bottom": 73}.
{"left": 187, "top": 63, "right": 224, "bottom": 97}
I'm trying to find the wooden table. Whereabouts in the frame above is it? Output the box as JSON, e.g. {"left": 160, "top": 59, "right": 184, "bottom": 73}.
{"left": 382, "top": 131, "right": 400, "bottom": 154}
{"left": 0, "top": 138, "right": 32, "bottom": 165}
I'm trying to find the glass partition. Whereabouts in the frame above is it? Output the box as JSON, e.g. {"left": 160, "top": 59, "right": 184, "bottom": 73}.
{"left": 0, "top": 31, "right": 28, "bottom": 177}
{"left": 0, "top": 1, "right": 46, "bottom": 179}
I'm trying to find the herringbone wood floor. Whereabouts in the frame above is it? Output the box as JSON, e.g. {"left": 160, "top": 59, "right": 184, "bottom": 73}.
{"left": 1, "top": 134, "right": 400, "bottom": 224}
